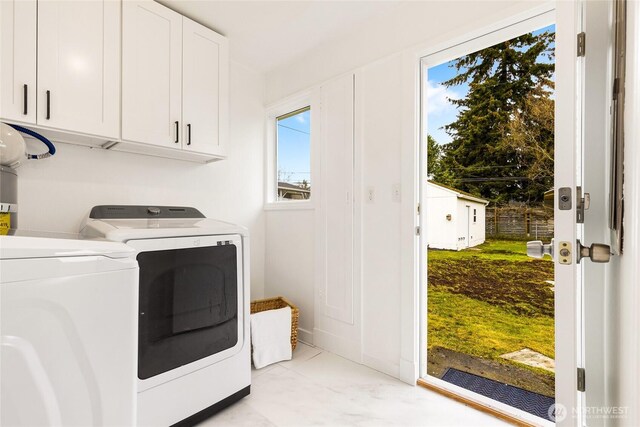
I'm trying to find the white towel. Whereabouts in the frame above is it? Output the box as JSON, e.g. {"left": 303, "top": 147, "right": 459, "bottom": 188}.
{"left": 250, "top": 306, "right": 292, "bottom": 369}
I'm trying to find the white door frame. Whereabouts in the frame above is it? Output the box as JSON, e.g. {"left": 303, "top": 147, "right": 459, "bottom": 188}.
{"left": 553, "top": 2, "right": 583, "bottom": 425}
{"left": 415, "top": 5, "right": 585, "bottom": 426}
{"left": 580, "top": 1, "right": 616, "bottom": 425}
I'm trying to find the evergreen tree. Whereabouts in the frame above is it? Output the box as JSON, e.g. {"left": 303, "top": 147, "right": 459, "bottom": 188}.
{"left": 427, "top": 135, "right": 442, "bottom": 179}
{"left": 440, "top": 30, "right": 554, "bottom": 204}
{"left": 427, "top": 134, "right": 455, "bottom": 185}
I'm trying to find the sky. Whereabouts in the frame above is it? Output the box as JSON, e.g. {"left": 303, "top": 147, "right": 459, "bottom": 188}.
{"left": 427, "top": 24, "right": 555, "bottom": 146}
{"left": 277, "top": 108, "right": 311, "bottom": 186}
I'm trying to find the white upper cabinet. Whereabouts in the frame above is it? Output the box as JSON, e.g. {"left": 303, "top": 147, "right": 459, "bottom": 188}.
{"left": 37, "top": 0, "right": 121, "bottom": 138}
{"left": 0, "top": 0, "right": 37, "bottom": 124}
{"left": 182, "top": 18, "right": 228, "bottom": 157}
{"left": 0, "top": 0, "right": 228, "bottom": 162}
{"left": 121, "top": 0, "right": 182, "bottom": 148}
{"left": 120, "top": 1, "right": 228, "bottom": 160}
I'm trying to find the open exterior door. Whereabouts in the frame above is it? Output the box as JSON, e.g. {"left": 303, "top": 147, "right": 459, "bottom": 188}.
{"left": 552, "top": 1, "right": 583, "bottom": 424}
{"left": 554, "top": 1, "right": 617, "bottom": 425}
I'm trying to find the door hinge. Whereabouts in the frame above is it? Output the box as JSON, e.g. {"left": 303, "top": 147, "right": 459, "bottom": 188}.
{"left": 577, "top": 367, "right": 586, "bottom": 392}
{"left": 416, "top": 226, "right": 421, "bottom": 236}
{"left": 577, "top": 32, "right": 586, "bottom": 57}
{"left": 417, "top": 203, "right": 421, "bottom": 215}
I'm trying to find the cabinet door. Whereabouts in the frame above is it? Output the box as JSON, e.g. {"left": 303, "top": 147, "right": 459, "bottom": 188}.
{"left": 319, "top": 74, "right": 355, "bottom": 325}
{"left": 0, "top": 0, "right": 36, "bottom": 124}
{"left": 37, "top": 0, "right": 120, "bottom": 138}
{"left": 182, "top": 18, "right": 228, "bottom": 156}
{"left": 122, "top": 0, "right": 182, "bottom": 148}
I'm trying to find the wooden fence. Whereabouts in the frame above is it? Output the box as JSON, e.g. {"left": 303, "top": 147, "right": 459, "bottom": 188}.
{"left": 486, "top": 206, "right": 554, "bottom": 239}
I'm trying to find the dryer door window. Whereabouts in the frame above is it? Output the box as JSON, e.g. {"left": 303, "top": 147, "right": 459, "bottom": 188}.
{"left": 137, "top": 244, "right": 238, "bottom": 379}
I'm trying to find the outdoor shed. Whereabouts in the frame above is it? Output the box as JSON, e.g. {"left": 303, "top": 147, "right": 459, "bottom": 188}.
{"left": 426, "top": 181, "right": 489, "bottom": 251}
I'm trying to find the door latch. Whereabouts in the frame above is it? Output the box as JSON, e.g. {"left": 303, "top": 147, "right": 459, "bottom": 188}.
{"left": 576, "top": 186, "right": 590, "bottom": 223}
{"left": 558, "top": 241, "right": 572, "bottom": 265}
{"left": 527, "top": 240, "right": 574, "bottom": 264}
{"left": 577, "top": 240, "right": 611, "bottom": 263}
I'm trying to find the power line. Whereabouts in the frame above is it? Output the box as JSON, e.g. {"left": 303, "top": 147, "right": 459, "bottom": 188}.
{"left": 278, "top": 123, "right": 310, "bottom": 135}
{"left": 459, "top": 176, "right": 552, "bottom": 182}
{"left": 443, "top": 165, "right": 523, "bottom": 170}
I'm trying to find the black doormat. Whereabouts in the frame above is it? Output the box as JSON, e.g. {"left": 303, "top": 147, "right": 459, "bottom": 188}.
{"left": 441, "top": 368, "right": 555, "bottom": 421}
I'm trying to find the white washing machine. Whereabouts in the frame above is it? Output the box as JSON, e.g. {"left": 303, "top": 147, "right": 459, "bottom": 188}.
{"left": 80, "top": 205, "right": 251, "bottom": 427}
{"left": 0, "top": 235, "right": 138, "bottom": 426}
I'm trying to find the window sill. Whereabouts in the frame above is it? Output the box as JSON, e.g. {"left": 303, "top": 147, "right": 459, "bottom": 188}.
{"left": 263, "top": 201, "right": 315, "bottom": 211}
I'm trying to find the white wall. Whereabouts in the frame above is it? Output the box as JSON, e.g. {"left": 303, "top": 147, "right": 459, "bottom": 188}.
{"left": 264, "top": 209, "right": 315, "bottom": 342}
{"left": 605, "top": 0, "right": 640, "bottom": 424}
{"left": 358, "top": 53, "right": 404, "bottom": 375}
{"left": 263, "top": 0, "right": 545, "bottom": 380}
{"left": 15, "top": 61, "right": 267, "bottom": 299}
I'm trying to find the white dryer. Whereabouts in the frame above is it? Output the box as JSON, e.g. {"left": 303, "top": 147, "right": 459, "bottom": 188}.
{"left": 0, "top": 235, "right": 138, "bottom": 426}
{"left": 80, "top": 205, "right": 251, "bottom": 427}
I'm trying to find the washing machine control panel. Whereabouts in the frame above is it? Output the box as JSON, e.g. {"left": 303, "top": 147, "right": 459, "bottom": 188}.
{"left": 89, "top": 205, "right": 205, "bottom": 220}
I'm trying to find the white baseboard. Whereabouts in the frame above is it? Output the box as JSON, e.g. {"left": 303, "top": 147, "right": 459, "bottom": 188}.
{"left": 312, "top": 328, "right": 361, "bottom": 362}
{"left": 297, "top": 327, "right": 314, "bottom": 345}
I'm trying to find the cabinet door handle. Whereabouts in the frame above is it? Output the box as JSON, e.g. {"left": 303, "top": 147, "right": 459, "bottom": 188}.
{"left": 46, "top": 90, "right": 51, "bottom": 120}
{"left": 187, "top": 124, "right": 191, "bottom": 145}
{"left": 23, "top": 84, "right": 28, "bottom": 115}
{"left": 174, "top": 121, "right": 179, "bottom": 143}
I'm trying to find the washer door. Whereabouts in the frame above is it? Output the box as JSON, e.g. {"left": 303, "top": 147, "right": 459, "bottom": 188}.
{"left": 128, "top": 235, "right": 244, "bottom": 389}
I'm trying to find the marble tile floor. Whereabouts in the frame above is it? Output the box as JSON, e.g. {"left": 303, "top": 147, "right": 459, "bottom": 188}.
{"left": 198, "top": 343, "right": 510, "bottom": 427}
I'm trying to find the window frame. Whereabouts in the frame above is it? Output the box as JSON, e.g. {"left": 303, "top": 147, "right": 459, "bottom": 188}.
{"left": 264, "top": 90, "right": 317, "bottom": 210}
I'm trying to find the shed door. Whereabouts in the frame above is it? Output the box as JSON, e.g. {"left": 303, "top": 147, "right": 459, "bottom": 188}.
{"left": 465, "top": 206, "right": 471, "bottom": 248}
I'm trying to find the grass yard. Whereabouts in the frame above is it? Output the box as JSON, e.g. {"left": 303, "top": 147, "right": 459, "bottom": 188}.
{"left": 427, "top": 239, "right": 555, "bottom": 378}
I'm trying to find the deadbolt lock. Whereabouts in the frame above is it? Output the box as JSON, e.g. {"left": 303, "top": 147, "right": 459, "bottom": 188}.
{"left": 558, "top": 187, "right": 572, "bottom": 210}
{"left": 558, "top": 241, "right": 572, "bottom": 265}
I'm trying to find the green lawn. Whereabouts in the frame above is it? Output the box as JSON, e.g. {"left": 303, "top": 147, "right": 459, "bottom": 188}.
{"left": 428, "top": 239, "right": 536, "bottom": 262}
{"left": 427, "top": 239, "right": 555, "bottom": 374}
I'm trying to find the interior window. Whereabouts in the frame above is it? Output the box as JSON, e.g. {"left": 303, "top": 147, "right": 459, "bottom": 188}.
{"left": 276, "top": 107, "right": 311, "bottom": 201}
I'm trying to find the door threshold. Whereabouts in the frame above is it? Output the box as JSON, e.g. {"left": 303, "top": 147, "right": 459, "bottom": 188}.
{"left": 417, "top": 377, "right": 549, "bottom": 427}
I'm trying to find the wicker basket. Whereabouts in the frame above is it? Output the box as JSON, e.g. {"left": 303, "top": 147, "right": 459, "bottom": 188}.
{"left": 250, "top": 296, "right": 299, "bottom": 351}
